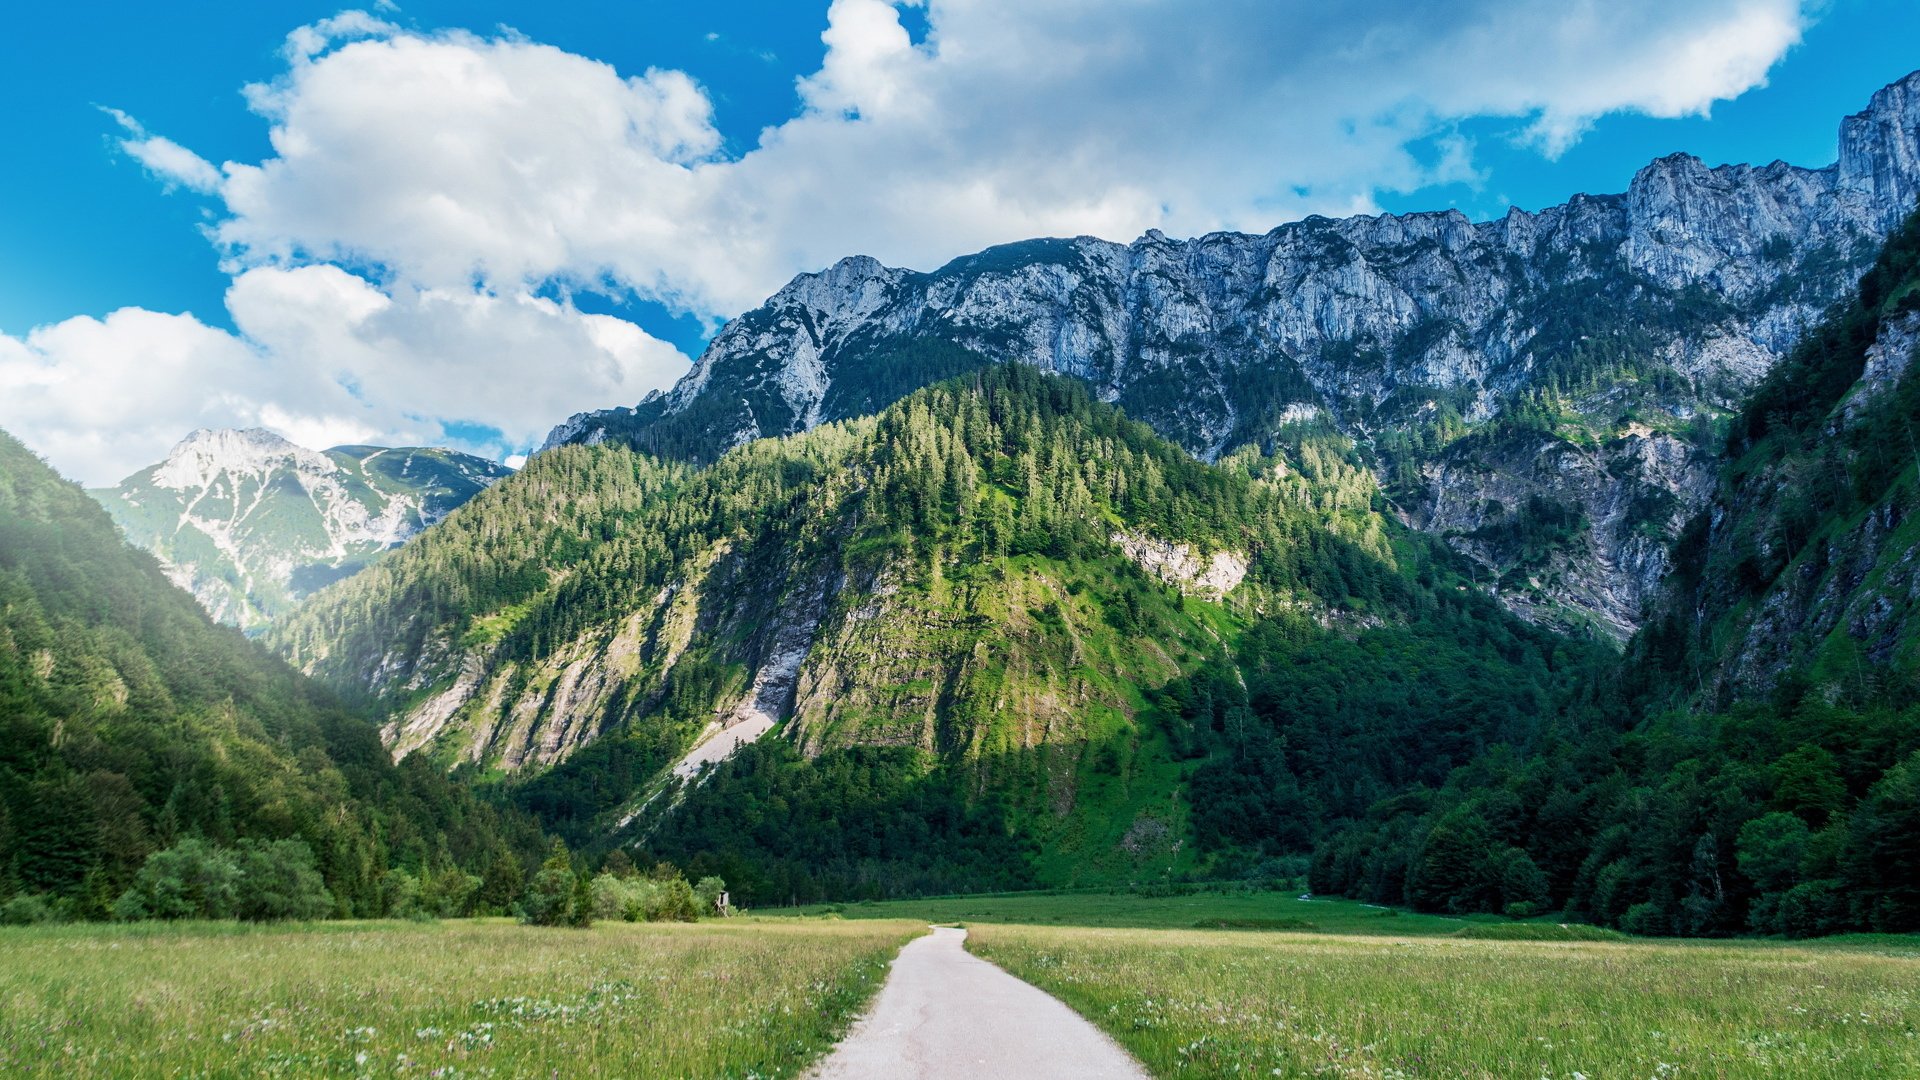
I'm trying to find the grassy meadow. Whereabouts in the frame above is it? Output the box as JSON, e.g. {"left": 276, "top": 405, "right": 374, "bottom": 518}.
{"left": 0, "top": 917, "right": 922, "bottom": 1078}
{"left": 965, "top": 922, "right": 1920, "bottom": 1079}
{"left": 784, "top": 890, "right": 1920, "bottom": 1077}
{"left": 7, "top": 893, "right": 1918, "bottom": 1078}
{"left": 784, "top": 889, "right": 1484, "bottom": 934}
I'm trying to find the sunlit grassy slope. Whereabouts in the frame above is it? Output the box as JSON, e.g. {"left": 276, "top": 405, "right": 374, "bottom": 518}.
{"left": 0, "top": 918, "right": 921, "bottom": 1079}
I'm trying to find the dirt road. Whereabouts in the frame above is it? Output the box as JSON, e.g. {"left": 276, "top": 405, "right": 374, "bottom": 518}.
{"left": 805, "top": 926, "right": 1151, "bottom": 1079}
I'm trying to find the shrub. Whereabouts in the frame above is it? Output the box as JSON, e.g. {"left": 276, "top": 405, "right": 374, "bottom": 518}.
{"left": 234, "top": 840, "right": 333, "bottom": 921}
{"left": 381, "top": 869, "right": 428, "bottom": 920}
{"left": 566, "top": 873, "right": 594, "bottom": 929}
{"left": 589, "top": 873, "right": 634, "bottom": 921}
{"left": 693, "top": 876, "right": 728, "bottom": 916}
{"left": 0, "top": 894, "right": 57, "bottom": 926}
{"left": 422, "top": 867, "right": 482, "bottom": 918}
{"left": 647, "top": 876, "right": 699, "bottom": 922}
{"left": 1776, "top": 880, "right": 1848, "bottom": 938}
{"left": 114, "top": 839, "right": 241, "bottom": 920}
{"left": 1619, "top": 902, "right": 1671, "bottom": 937}
{"left": 522, "top": 841, "right": 586, "bottom": 927}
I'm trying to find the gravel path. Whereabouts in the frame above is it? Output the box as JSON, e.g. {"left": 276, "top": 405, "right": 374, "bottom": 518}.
{"left": 805, "top": 926, "right": 1151, "bottom": 1080}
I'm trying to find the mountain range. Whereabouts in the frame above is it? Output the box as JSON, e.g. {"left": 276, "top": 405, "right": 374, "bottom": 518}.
{"left": 6, "top": 71, "right": 1920, "bottom": 934}
{"left": 92, "top": 429, "right": 509, "bottom": 631}
{"left": 546, "top": 70, "right": 1920, "bottom": 641}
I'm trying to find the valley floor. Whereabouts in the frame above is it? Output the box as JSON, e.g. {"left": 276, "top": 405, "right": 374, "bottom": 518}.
{"left": 784, "top": 892, "right": 1920, "bottom": 1079}
{"left": 4, "top": 896, "right": 1916, "bottom": 1078}
{"left": 0, "top": 918, "right": 918, "bottom": 1078}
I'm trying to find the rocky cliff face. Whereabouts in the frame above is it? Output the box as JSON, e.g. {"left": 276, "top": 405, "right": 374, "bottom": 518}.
{"left": 1627, "top": 199, "right": 1920, "bottom": 700}
{"left": 552, "top": 71, "right": 1920, "bottom": 639}
{"left": 93, "top": 429, "right": 510, "bottom": 630}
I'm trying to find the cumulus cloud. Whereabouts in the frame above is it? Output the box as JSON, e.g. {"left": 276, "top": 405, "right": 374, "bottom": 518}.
{"left": 192, "top": 0, "right": 1813, "bottom": 312}
{"left": 0, "top": 269, "right": 687, "bottom": 484}
{"left": 10, "top": 0, "right": 1813, "bottom": 483}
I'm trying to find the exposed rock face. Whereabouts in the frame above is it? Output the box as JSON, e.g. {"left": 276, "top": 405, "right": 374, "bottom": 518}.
{"left": 1707, "top": 307, "right": 1920, "bottom": 695}
{"left": 93, "top": 429, "right": 510, "bottom": 630}
{"left": 1840, "top": 310, "right": 1920, "bottom": 422}
{"left": 1411, "top": 425, "right": 1718, "bottom": 639}
{"left": 1112, "top": 532, "right": 1248, "bottom": 600}
{"left": 551, "top": 71, "right": 1920, "bottom": 638}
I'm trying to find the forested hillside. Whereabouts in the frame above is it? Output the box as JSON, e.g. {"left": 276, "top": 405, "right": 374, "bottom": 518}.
{"left": 274, "top": 367, "right": 1605, "bottom": 903}
{"left": 1304, "top": 211, "right": 1920, "bottom": 935}
{"left": 257, "top": 210, "right": 1920, "bottom": 926}
{"left": 0, "top": 431, "right": 542, "bottom": 919}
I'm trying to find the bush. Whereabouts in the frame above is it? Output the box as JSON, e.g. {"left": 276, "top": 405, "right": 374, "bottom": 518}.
{"left": 566, "top": 873, "right": 593, "bottom": 928}
{"left": 693, "top": 876, "right": 728, "bottom": 916}
{"left": 113, "top": 838, "right": 333, "bottom": 922}
{"left": 1619, "top": 902, "right": 1671, "bottom": 936}
{"left": 234, "top": 840, "right": 333, "bottom": 921}
{"left": 114, "top": 839, "right": 241, "bottom": 920}
{"left": 522, "top": 841, "right": 588, "bottom": 927}
{"left": 589, "top": 873, "right": 634, "bottom": 921}
{"left": 647, "top": 876, "right": 699, "bottom": 922}
{"left": 1776, "top": 880, "right": 1848, "bottom": 938}
{"left": 422, "top": 867, "right": 482, "bottom": 918}
{"left": 380, "top": 869, "right": 428, "bottom": 920}
{"left": 1, "top": 894, "right": 57, "bottom": 925}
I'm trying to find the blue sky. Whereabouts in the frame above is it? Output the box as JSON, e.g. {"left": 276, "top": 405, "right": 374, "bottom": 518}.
{"left": 0, "top": 2, "right": 837, "bottom": 355}
{"left": 1, "top": 0, "right": 1916, "bottom": 483}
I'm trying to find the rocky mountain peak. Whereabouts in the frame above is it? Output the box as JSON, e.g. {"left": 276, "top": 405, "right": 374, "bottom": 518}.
{"left": 151, "top": 427, "right": 334, "bottom": 490}
{"left": 97, "top": 434, "right": 510, "bottom": 630}
{"left": 1839, "top": 68, "right": 1920, "bottom": 222}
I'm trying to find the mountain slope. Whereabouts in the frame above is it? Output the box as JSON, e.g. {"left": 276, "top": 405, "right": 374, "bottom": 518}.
{"left": 548, "top": 71, "right": 1920, "bottom": 640}
{"left": 93, "top": 429, "right": 510, "bottom": 631}
{"left": 275, "top": 366, "right": 1605, "bottom": 899}
{"left": 1637, "top": 206, "right": 1920, "bottom": 700}
{"left": 0, "top": 429, "right": 540, "bottom": 916}
{"left": 1307, "top": 212, "right": 1920, "bottom": 936}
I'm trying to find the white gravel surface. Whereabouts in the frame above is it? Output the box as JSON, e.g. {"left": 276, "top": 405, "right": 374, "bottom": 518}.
{"left": 805, "top": 926, "right": 1151, "bottom": 1080}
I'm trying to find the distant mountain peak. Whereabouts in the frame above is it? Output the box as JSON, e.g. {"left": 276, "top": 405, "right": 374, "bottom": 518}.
{"left": 96, "top": 432, "right": 511, "bottom": 630}
{"left": 151, "top": 427, "right": 333, "bottom": 491}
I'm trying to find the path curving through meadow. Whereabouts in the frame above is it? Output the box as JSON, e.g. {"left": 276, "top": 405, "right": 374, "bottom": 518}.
{"left": 804, "top": 926, "right": 1150, "bottom": 1080}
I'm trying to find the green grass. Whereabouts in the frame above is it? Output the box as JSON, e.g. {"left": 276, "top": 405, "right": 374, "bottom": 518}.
{"left": 0, "top": 917, "right": 922, "bottom": 1078}
{"left": 779, "top": 889, "right": 1482, "bottom": 935}
{"left": 14, "top": 898, "right": 1916, "bottom": 1078}
{"left": 967, "top": 923, "right": 1920, "bottom": 1079}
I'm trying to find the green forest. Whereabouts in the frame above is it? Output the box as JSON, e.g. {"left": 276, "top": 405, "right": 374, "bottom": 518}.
{"left": 0, "top": 431, "right": 544, "bottom": 921}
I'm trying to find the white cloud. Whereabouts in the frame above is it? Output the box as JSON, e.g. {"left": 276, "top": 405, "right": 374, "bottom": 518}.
{"left": 0, "top": 269, "right": 686, "bottom": 485}
{"left": 16, "top": 0, "right": 1812, "bottom": 484}
{"left": 0, "top": 308, "right": 305, "bottom": 485}
{"left": 194, "top": 0, "right": 1814, "bottom": 313}
{"left": 104, "top": 108, "right": 222, "bottom": 193}
{"left": 224, "top": 265, "right": 688, "bottom": 448}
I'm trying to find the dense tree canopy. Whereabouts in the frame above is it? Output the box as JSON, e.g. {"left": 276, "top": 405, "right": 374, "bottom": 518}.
{"left": 0, "top": 431, "right": 544, "bottom": 919}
